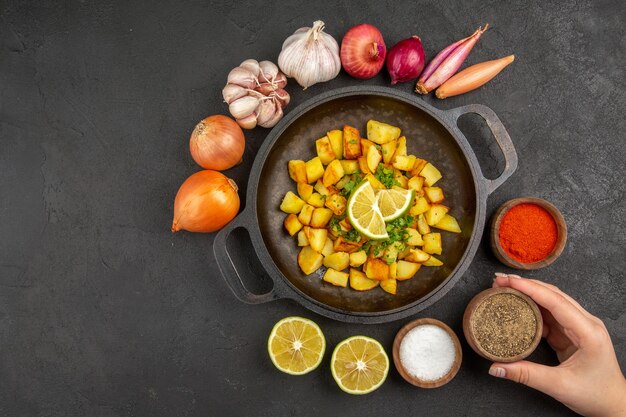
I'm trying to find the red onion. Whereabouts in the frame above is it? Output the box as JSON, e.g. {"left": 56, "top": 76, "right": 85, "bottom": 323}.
{"left": 340, "top": 24, "right": 386, "bottom": 79}
{"left": 386, "top": 36, "right": 426, "bottom": 84}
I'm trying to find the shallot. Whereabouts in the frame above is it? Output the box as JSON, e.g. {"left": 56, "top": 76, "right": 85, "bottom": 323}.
{"left": 386, "top": 36, "right": 425, "bottom": 84}
{"left": 416, "top": 25, "right": 488, "bottom": 94}
{"left": 436, "top": 55, "right": 515, "bottom": 99}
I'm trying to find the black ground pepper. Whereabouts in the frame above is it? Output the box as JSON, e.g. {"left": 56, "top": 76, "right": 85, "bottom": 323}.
{"left": 471, "top": 293, "right": 537, "bottom": 358}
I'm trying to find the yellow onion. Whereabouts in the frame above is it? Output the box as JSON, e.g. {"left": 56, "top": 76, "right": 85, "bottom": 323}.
{"left": 172, "top": 170, "right": 240, "bottom": 233}
{"left": 190, "top": 115, "right": 245, "bottom": 170}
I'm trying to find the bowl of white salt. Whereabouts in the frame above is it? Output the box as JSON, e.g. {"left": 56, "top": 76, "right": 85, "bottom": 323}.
{"left": 392, "top": 318, "right": 462, "bottom": 388}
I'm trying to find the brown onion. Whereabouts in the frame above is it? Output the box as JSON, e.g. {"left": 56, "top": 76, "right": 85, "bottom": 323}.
{"left": 189, "top": 115, "right": 245, "bottom": 170}
{"left": 171, "top": 170, "right": 240, "bottom": 233}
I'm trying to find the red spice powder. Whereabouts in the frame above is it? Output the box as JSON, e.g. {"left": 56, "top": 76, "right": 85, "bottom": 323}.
{"left": 498, "top": 203, "right": 558, "bottom": 263}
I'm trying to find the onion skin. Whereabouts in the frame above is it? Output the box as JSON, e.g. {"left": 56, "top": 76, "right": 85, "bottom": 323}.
{"left": 416, "top": 25, "right": 488, "bottom": 94}
{"left": 172, "top": 170, "right": 240, "bottom": 233}
{"left": 340, "top": 24, "right": 386, "bottom": 79}
{"left": 436, "top": 55, "right": 515, "bottom": 99}
{"left": 386, "top": 36, "right": 426, "bottom": 84}
{"left": 189, "top": 115, "right": 245, "bottom": 170}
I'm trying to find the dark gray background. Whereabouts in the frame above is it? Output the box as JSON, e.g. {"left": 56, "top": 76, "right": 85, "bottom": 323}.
{"left": 1, "top": 0, "right": 624, "bottom": 416}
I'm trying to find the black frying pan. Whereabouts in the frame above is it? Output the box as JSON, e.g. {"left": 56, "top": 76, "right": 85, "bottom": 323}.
{"left": 214, "top": 86, "right": 517, "bottom": 324}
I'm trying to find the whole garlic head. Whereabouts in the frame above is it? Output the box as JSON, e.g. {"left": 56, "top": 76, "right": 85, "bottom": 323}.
{"left": 278, "top": 21, "right": 341, "bottom": 89}
{"left": 222, "top": 59, "right": 291, "bottom": 129}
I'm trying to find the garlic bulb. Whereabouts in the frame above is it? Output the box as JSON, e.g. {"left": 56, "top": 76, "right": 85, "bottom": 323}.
{"left": 278, "top": 20, "right": 341, "bottom": 89}
{"left": 222, "top": 59, "right": 291, "bottom": 129}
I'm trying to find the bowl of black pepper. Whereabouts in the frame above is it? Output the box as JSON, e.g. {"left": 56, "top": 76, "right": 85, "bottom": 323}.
{"left": 462, "top": 287, "right": 543, "bottom": 363}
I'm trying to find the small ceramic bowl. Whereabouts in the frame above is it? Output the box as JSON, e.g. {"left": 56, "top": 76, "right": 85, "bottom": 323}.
{"left": 491, "top": 197, "right": 567, "bottom": 270}
{"left": 463, "top": 287, "right": 543, "bottom": 363}
{"left": 392, "top": 318, "right": 462, "bottom": 388}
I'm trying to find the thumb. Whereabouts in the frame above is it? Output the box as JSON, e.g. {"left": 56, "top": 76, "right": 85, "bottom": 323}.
{"left": 489, "top": 361, "right": 563, "bottom": 397}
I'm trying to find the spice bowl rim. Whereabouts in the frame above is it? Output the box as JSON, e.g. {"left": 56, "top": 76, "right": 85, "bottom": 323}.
{"left": 462, "top": 286, "right": 543, "bottom": 363}
{"left": 392, "top": 318, "right": 463, "bottom": 389}
{"left": 490, "top": 197, "right": 567, "bottom": 270}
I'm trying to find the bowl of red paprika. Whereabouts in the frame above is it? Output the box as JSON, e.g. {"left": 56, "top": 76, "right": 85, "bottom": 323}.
{"left": 490, "top": 197, "right": 567, "bottom": 270}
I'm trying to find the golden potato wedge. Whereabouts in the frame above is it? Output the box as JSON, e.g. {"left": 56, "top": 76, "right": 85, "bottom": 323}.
{"left": 422, "top": 255, "right": 443, "bottom": 266}
{"left": 298, "top": 246, "right": 323, "bottom": 275}
{"left": 322, "top": 159, "right": 345, "bottom": 187}
{"left": 280, "top": 191, "right": 305, "bottom": 214}
{"left": 424, "top": 204, "right": 449, "bottom": 226}
{"left": 366, "top": 145, "right": 382, "bottom": 174}
{"left": 343, "top": 125, "right": 362, "bottom": 160}
{"left": 417, "top": 213, "right": 431, "bottom": 234}
{"left": 410, "top": 196, "right": 431, "bottom": 216}
{"left": 360, "top": 138, "right": 376, "bottom": 157}
{"left": 321, "top": 237, "right": 334, "bottom": 257}
{"left": 424, "top": 187, "right": 445, "bottom": 203}
{"left": 298, "top": 204, "right": 315, "bottom": 225}
{"left": 392, "top": 155, "right": 417, "bottom": 171}
{"left": 310, "top": 208, "right": 333, "bottom": 228}
{"left": 325, "top": 193, "right": 347, "bottom": 216}
{"left": 349, "top": 250, "right": 367, "bottom": 267}
{"left": 357, "top": 156, "right": 371, "bottom": 175}
{"left": 382, "top": 241, "right": 404, "bottom": 264}
{"left": 297, "top": 230, "right": 309, "bottom": 247}
{"left": 335, "top": 175, "right": 351, "bottom": 190}
{"left": 323, "top": 252, "right": 350, "bottom": 271}
{"left": 389, "top": 262, "right": 397, "bottom": 279}
{"left": 396, "top": 260, "right": 421, "bottom": 280}
{"left": 381, "top": 140, "right": 398, "bottom": 165}
{"left": 364, "top": 257, "right": 390, "bottom": 281}
{"left": 339, "top": 159, "right": 359, "bottom": 175}
{"left": 288, "top": 160, "right": 308, "bottom": 183}
{"left": 339, "top": 218, "right": 353, "bottom": 231}
{"left": 405, "top": 248, "right": 430, "bottom": 263}
{"left": 297, "top": 183, "right": 314, "bottom": 201}
{"left": 315, "top": 136, "right": 336, "bottom": 165}
{"left": 408, "top": 176, "right": 425, "bottom": 192}
{"left": 367, "top": 120, "right": 401, "bottom": 144}
{"left": 420, "top": 162, "right": 442, "bottom": 186}
{"left": 327, "top": 129, "right": 343, "bottom": 160}
{"left": 423, "top": 232, "right": 442, "bottom": 255}
{"left": 392, "top": 136, "right": 407, "bottom": 160}
{"left": 284, "top": 214, "right": 303, "bottom": 236}
{"left": 305, "top": 157, "right": 325, "bottom": 183}
{"left": 349, "top": 268, "right": 380, "bottom": 291}
{"left": 306, "top": 228, "right": 328, "bottom": 253}
{"left": 410, "top": 158, "right": 428, "bottom": 178}
{"left": 314, "top": 180, "right": 330, "bottom": 196}
{"left": 323, "top": 268, "right": 349, "bottom": 287}
{"left": 307, "top": 192, "right": 325, "bottom": 208}
{"left": 434, "top": 214, "right": 461, "bottom": 233}
{"left": 406, "top": 228, "right": 424, "bottom": 246}
{"left": 327, "top": 185, "right": 339, "bottom": 196}
{"left": 333, "top": 236, "right": 363, "bottom": 253}
{"left": 364, "top": 173, "right": 385, "bottom": 189}
{"left": 380, "top": 279, "right": 397, "bottom": 295}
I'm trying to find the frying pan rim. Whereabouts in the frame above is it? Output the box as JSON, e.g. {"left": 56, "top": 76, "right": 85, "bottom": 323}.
{"left": 244, "top": 86, "right": 487, "bottom": 321}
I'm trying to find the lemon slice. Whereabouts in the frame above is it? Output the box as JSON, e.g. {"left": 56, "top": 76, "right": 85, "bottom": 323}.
{"left": 377, "top": 187, "right": 415, "bottom": 221}
{"left": 267, "top": 316, "right": 326, "bottom": 375}
{"left": 347, "top": 181, "right": 388, "bottom": 240}
{"left": 331, "top": 335, "right": 389, "bottom": 394}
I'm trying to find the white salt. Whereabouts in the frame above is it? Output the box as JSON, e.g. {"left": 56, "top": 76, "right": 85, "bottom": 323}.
{"left": 399, "top": 324, "right": 456, "bottom": 381}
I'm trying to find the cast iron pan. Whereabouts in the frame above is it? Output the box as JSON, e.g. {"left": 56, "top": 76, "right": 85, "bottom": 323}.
{"left": 214, "top": 86, "right": 517, "bottom": 324}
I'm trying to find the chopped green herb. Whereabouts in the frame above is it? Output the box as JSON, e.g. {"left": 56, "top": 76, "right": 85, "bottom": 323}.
{"left": 340, "top": 175, "right": 363, "bottom": 197}
{"left": 374, "top": 165, "right": 399, "bottom": 189}
{"left": 349, "top": 139, "right": 358, "bottom": 145}
{"left": 345, "top": 229, "right": 361, "bottom": 242}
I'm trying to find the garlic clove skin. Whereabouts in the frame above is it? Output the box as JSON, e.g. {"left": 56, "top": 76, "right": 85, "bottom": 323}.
{"left": 259, "top": 102, "right": 283, "bottom": 128}
{"left": 222, "top": 83, "right": 248, "bottom": 104}
{"left": 255, "top": 99, "right": 277, "bottom": 126}
{"left": 278, "top": 20, "right": 341, "bottom": 89}
{"left": 259, "top": 60, "right": 279, "bottom": 83}
{"left": 237, "top": 112, "right": 257, "bottom": 129}
{"left": 239, "top": 59, "right": 260, "bottom": 78}
{"left": 229, "top": 95, "right": 259, "bottom": 120}
{"left": 271, "top": 89, "right": 290, "bottom": 108}
{"left": 227, "top": 67, "right": 257, "bottom": 89}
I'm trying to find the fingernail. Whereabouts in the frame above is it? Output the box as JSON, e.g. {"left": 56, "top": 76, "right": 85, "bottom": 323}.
{"left": 495, "top": 272, "right": 508, "bottom": 278}
{"left": 509, "top": 274, "right": 522, "bottom": 280}
{"left": 489, "top": 367, "right": 506, "bottom": 378}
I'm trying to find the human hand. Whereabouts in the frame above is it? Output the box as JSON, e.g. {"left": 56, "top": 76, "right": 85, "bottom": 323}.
{"left": 489, "top": 273, "right": 626, "bottom": 417}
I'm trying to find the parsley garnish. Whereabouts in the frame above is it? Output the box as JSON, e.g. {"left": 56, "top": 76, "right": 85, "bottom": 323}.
{"left": 340, "top": 175, "right": 363, "bottom": 197}
{"left": 345, "top": 228, "right": 361, "bottom": 242}
{"left": 374, "top": 165, "right": 399, "bottom": 189}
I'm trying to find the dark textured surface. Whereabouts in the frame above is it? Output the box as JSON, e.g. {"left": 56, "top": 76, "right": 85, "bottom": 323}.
{"left": 1, "top": 0, "right": 624, "bottom": 416}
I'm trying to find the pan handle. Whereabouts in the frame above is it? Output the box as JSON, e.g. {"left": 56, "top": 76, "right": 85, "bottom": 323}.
{"left": 449, "top": 104, "right": 518, "bottom": 194}
{"left": 213, "top": 208, "right": 280, "bottom": 304}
